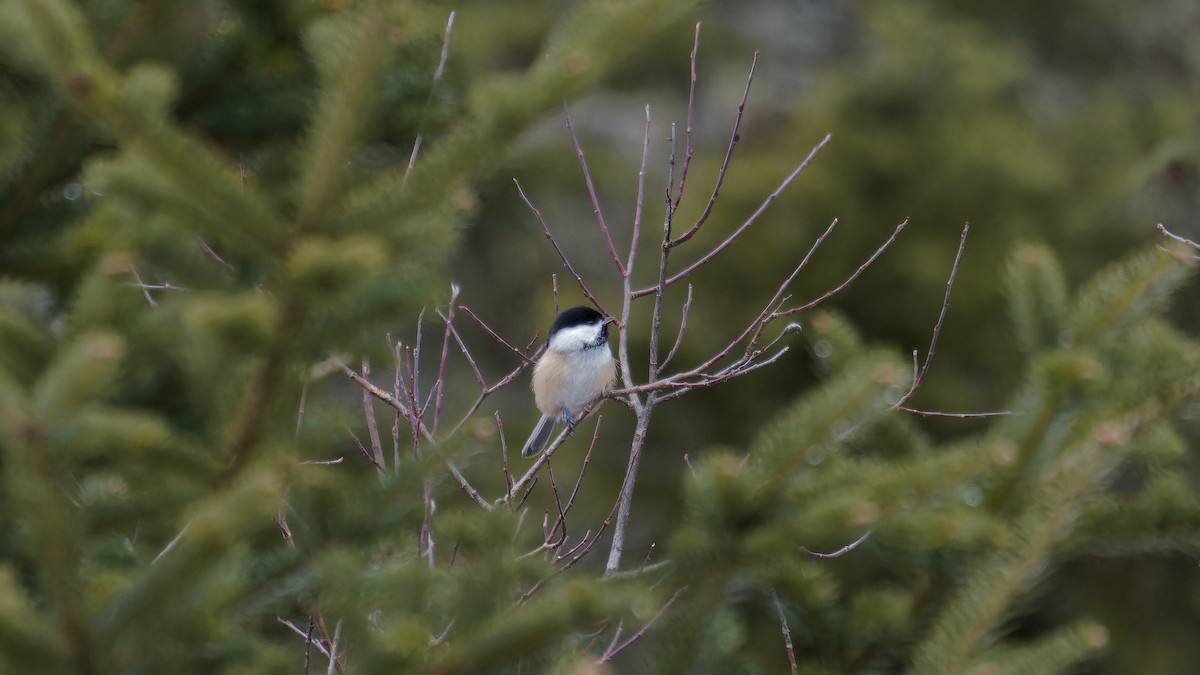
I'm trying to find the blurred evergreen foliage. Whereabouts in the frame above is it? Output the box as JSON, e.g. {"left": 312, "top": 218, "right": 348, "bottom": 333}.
{"left": 2, "top": 1, "right": 1199, "bottom": 674}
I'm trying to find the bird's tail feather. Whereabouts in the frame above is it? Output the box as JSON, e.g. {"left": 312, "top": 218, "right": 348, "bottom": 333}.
{"left": 521, "top": 415, "right": 555, "bottom": 458}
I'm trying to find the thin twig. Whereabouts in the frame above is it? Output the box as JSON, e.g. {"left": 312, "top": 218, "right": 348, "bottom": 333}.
{"left": 130, "top": 266, "right": 158, "bottom": 309}
{"left": 277, "top": 617, "right": 331, "bottom": 659}
{"left": 658, "top": 284, "right": 693, "bottom": 374}
{"left": 542, "top": 458, "right": 568, "bottom": 549}
{"left": 361, "top": 358, "right": 386, "bottom": 474}
{"left": 432, "top": 284, "right": 461, "bottom": 434}
{"left": 772, "top": 592, "right": 798, "bottom": 674}
{"left": 648, "top": 123, "right": 678, "bottom": 380}
{"left": 326, "top": 619, "right": 342, "bottom": 675}
{"left": 777, "top": 216, "right": 909, "bottom": 317}
{"left": 198, "top": 238, "right": 233, "bottom": 269}
{"left": 669, "top": 48, "right": 760, "bottom": 248}
{"left": 894, "top": 222, "right": 969, "bottom": 409}
{"left": 151, "top": 522, "right": 189, "bottom": 565}
{"left": 898, "top": 407, "right": 1017, "bottom": 419}
{"left": 670, "top": 22, "right": 700, "bottom": 211}
{"left": 348, "top": 428, "right": 385, "bottom": 474}
{"left": 403, "top": 10, "right": 455, "bottom": 183}
{"left": 597, "top": 586, "right": 688, "bottom": 663}
{"left": 548, "top": 416, "right": 602, "bottom": 542}
{"left": 514, "top": 179, "right": 614, "bottom": 319}
{"left": 564, "top": 103, "right": 626, "bottom": 277}
{"left": 298, "top": 457, "right": 345, "bottom": 466}
{"left": 497, "top": 412, "right": 513, "bottom": 500}
{"left": 799, "top": 529, "right": 872, "bottom": 559}
{"left": 438, "top": 309, "right": 486, "bottom": 388}
{"left": 458, "top": 304, "right": 538, "bottom": 364}
{"left": 1158, "top": 223, "right": 1200, "bottom": 250}
{"left": 295, "top": 381, "right": 308, "bottom": 438}
{"left": 745, "top": 218, "right": 839, "bottom": 351}
{"left": 304, "top": 616, "right": 315, "bottom": 673}
{"left": 634, "top": 133, "right": 832, "bottom": 296}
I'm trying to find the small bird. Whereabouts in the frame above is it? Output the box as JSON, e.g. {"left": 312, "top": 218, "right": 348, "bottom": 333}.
{"left": 521, "top": 306, "right": 617, "bottom": 458}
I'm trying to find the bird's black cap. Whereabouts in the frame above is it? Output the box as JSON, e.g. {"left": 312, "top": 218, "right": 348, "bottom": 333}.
{"left": 549, "top": 306, "right": 611, "bottom": 336}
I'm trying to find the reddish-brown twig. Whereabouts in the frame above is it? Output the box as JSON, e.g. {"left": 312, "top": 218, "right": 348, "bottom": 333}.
{"left": 341, "top": 362, "right": 491, "bottom": 510}
{"left": 348, "top": 427, "right": 384, "bottom": 474}
{"left": 633, "top": 133, "right": 832, "bottom": 297}
{"left": 514, "top": 179, "right": 614, "bottom": 319}
{"left": 894, "top": 222, "right": 970, "bottom": 409}
{"left": 457, "top": 304, "right": 538, "bottom": 364}
{"left": 542, "top": 458, "right": 569, "bottom": 550}
{"left": 658, "top": 283, "right": 693, "bottom": 374}
{"left": 496, "top": 412, "right": 513, "bottom": 500}
{"left": 668, "top": 47, "right": 760, "bottom": 249}
{"left": 670, "top": 21, "right": 700, "bottom": 212}
{"left": 564, "top": 103, "right": 626, "bottom": 277}
{"left": 547, "top": 416, "right": 603, "bottom": 542}
{"left": 776, "top": 216, "right": 908, "bottom": 317}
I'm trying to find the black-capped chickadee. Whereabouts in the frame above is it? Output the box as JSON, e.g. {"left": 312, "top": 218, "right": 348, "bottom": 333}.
{"left": 521, "top": 306, "right": 617, "bottom": 458}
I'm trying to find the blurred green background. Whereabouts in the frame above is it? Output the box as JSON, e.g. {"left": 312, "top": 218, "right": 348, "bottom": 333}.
{"left": 447, "top": 1, "right": 1200, "bottom": 672}
{"left": 3, "top": 0, "right": 1199, "bottom": 672}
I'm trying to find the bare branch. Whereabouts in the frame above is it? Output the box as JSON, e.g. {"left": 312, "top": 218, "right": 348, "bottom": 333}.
{"left": 671, "top": 21, "right": 700, "bottom": 211}
{"left": 198, "top": 237, "right": 233, "bottom": 269}
{"left": 341, "top": 362, "right": 492, "bottom": 510}
{"left": 130, "top": 266, "right": 158, "bottom": 309}
{"left": 799, "top": 529, "right": 872, "bottom": 559}
{"left": 776, "top": 216, "right": 909, "bottom": 317}
{"left": 564, "top": 103, "right": 626, "bottom": 277}
{"left": 496, "top": 412, "right": 513, "bottom": 500}
{"left": 648, "top": 124, "right": 679, "bottom": 381}
{"left": 325, "top": 619, "right": 342, "bottom": 675}
{"left": 278, "top": 617, "right": 331, "bottom": 659}
{"left": 295, "top": 381, "right": 308, "bottom": 437}
{"left": 552, "top": 273, "right": 559, "bottom": 314}
{"left": 548, "top": 416, "right": 602, "bottom": 543}
{"left": 298, "top": 457, "right": 344, "bottom": 466}
{"left": 1158, "top": 222, "right": 1200, "bottom": 250}
{"left": 745, "top": 217, "right": 839, "bottom": 351}
{"left": 894, "top": 222, "right": 970, "bottom": 409}
{"left": 437, "top": 309, "right": 486, "bottom": 388}
{"left": 634, "top": 133, "right": 832, "bottom": 297}
{"left": 348, "top": 427, "right": 385, "bottom": 474}
{"left": 403, "top": 10, "right": 456, "bottom": 183}
{"left": 772, "top": 592, "right": 798, "bottom": 675}
{"left": 151, "top": 522, "right": 190, "bottom": 565}
{"left": 898, "top": 407, "right": 1017, "bottom": 419}
{"left": 514, "top": 179, "right": 614, "bottom": 319}
{"left": 669, "top": 48, "right": 760, "bottom": 248}
{"left": 604, "top": 410, "right": 653, "bottom": 576}
{"left": 616, "top": 105, "right": 652, "bottom": 408}
{"left": 597, "top": 586, "right": 688, "bottom": 663}
{"left": 658, "top": 283, "right": 693, "bottom": 374}
{"left": 627, "top": 104, "right": 652, "bottom": 276}
{"left": 458, "top": 304, "right": 538, "bottom": 364}
{"left": 361, "top": 358, "right": 386, "bottom": 473}
{"left": 432, "top": 284, "right": 461, "bottom": 434}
